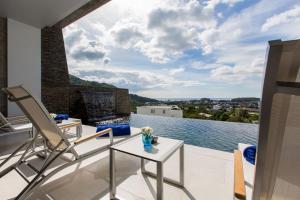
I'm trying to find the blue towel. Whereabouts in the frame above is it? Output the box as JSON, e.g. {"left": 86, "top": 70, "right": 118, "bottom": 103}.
{"left": 54, "top": 114, "right": 69, "bottom": 121}
{"left": 96, "top": 123, "right": 131, "bottom": 137}
{"left": 243, "top": 145, "right": 256, "bottom": 165}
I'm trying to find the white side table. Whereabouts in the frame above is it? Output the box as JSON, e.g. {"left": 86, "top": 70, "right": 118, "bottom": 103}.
{"left": 110, "top": 135, "right": 184, "bottom": 200}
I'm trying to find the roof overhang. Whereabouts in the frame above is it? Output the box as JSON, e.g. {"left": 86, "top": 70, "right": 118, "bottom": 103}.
{"left": 0, "top": 0, "right": 110, "bottom": 28}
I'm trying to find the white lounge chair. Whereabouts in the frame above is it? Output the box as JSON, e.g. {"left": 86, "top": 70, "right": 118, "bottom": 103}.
{"left": 0, "top": 86, "right": 116, "bottom": 200}
{"left": 0, "top": 112, "right": 33, "bottom": 136}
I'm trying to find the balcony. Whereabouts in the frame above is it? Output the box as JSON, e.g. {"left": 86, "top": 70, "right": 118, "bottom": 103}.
{"left": 1, "top": 0, "right": 300, "bottom": 199}
{"left": 0, "top": 124, "right": 246, "bottom": 200}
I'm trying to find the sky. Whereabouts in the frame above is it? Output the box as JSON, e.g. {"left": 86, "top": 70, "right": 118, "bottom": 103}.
{"left": 63, "top": 0, "right": 300, "bottom": 99}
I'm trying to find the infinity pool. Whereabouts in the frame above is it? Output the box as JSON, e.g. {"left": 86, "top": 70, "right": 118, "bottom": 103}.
{"left": 129, "top": 114, "right": 258, "bottom": 152}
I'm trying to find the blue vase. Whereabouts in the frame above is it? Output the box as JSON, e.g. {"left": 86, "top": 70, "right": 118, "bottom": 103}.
{"left": 142, "top": 135, "right": 152, "bottom": 150}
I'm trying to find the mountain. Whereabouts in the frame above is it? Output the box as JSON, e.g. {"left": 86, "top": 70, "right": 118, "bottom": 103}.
{"left": 69, "top": 74, "right": 116, "bottom": 88}
{"left": 129, "top": 94, "right": 159, "bottom": 103}
{"left": 129, "top": 94, "right": 159, "bottom": 113}
{"left": 69, "top": 74, "right": 159, "bottom": 112}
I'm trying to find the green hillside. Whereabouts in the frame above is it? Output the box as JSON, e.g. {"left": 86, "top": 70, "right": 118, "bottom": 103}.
{"left": 69, "top": 74, "right": 116, "bottom": 88}
{"left": 129, "top": 94, "right": 159, "bottom": 113}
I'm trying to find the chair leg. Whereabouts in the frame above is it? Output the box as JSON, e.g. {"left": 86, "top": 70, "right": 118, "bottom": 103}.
{"left": 0, "top": 139, "right": 34, "bottom": 179}
{"left": 16, "top": 140, "right": 67, "bottom": 199}
{"left": 0, "top": 141, "right": 29, "bottom": 169}
{"left": 15, "top": 149, "right": 67, "bottom": 200}
{"left": 0, "top": 165, "right": 15, "bottom": 179}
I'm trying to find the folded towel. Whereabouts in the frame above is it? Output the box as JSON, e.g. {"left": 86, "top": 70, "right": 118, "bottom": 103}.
{"left": 243, "top": 145, "right": 256, "bottom": 165}
{"left": 96, "top": 123, "right": 131, "bottom": 137}
{"left": 54, "top": 114, "right": 69, "bottom": 121}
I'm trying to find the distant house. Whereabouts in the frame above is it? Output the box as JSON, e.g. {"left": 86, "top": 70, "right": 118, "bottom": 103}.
{"left": 137, "top": 105, "right": 183, "bottom": 118}
{"left": 212, "top": 104, "right": 222, "bottom": 111}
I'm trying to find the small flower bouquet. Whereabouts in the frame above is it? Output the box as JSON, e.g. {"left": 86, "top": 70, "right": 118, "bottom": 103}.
{"left": 50, "top": 113, "right": 61, "bottom": 124}
{"left": 141, "top": 126, "right": 153, "bottom": 137}
{"left": 50, "top": 113, "right": 57, "bottom": 119}
{"left": 141, "top": 126, "right": 153, "bottom": 150}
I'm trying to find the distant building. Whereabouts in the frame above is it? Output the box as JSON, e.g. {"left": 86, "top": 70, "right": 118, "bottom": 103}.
{"left": 137, "top": 105, "right": 183, "bottom": 118}
{"left": 200, "top": 98, "right": 211, "bottom": 104}
{"left": 212, "top": 104, "right": 222, "bottom": 111}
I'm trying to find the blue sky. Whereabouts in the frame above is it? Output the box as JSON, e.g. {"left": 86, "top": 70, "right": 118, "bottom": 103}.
{"left": 63, "top": 0, "right": 300, "bottom": 98}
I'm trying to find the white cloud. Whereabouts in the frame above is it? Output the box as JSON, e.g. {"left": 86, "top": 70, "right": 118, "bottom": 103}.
{"left": 261, "top": 5, "right": 300, "bottom": 32}
{"left": 70, "top": 66, "right": 203, "bottom": 92}
{"left": 102, "top": 0, "right": 223, "bottom": 63}
{"left": 137, "top": 0, "right": 217, "bottom": 63}
{"left": 190, "top": 0, "right": 296, "bottom": 82}
{"left": 64, "top": 0, "right": 267, "bottom": 65}
{"left": 63, "top": 0, "right": 300, "bottom": 97}
{"left": 197, "top": 0, "right": 298, "bottom": 55}
{"left": 191, "top": 61, "right": 226, "bottom": 70}
{"left": 210, "top": 58, "right": 264, "bottom": 81}
{"left": 169, "top": 67, "right": 185, "bottom": 76}
{"left": 63, "top": 23, "right": 111, "bottom": 63}
{"left": 205, "top": 0, "right": 244, "bottom": 9}
{"left": 110, "top": 21, "right": 145, "bottom": 48}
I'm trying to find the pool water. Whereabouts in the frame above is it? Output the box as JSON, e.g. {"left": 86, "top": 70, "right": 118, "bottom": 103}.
{"left": 129, "top": 114, "right": 258, "bottom": 152}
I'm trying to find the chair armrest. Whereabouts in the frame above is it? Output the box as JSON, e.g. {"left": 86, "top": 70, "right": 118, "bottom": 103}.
{"left": 7, "top": 115, "right": 28, "bottom": 121}
{"left": 6, "top": 115, "right": 27, "bottom": 120}
{"left": 7, "top": 116, "right": 30, "bottom": 124}
{"left": 74, "top": 128, "right": 112, "bottom": 145}
{"left": 234, "top": 150, "right": 246, "bottom": 200}
{"left": 58, "top": 122, "right": 81, "bottom": 130}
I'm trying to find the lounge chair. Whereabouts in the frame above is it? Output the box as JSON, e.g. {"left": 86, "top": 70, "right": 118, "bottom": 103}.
{"left": 0, "top": 85, "right": 116, "bottom": 200}
{"left": 1, "top": 111, "right": 83, "bottom": 138}
{"left": 0, "top": 112, "right": 33, "bottom": 137}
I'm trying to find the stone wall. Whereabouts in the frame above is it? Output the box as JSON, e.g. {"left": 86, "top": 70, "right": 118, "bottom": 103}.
{"left": 0, "top": 17, "right": 7, "bottom": 116}
{"left": 41, "top": 26, "right": 70, "bottom": 114}
{"left": 116, "top": 88, "right": 130, "bottom": 115}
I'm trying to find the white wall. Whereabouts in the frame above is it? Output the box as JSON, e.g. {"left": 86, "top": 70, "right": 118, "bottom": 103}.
{"left": 137, "top": 107, "right": 183, "bottom": 118}
{"left": 7, "top": 18, "right": 41, "bottom": 117}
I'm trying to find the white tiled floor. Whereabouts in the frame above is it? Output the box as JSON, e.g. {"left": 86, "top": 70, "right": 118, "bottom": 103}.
{"left": 0, "top": 125, "right": 234, "bottom": 200}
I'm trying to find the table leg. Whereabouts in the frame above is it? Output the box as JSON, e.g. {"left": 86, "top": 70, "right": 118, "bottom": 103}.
{"left": 110, "top": 148, "right": 116, "bottom": 199}
{"left": 76, "top": 124, "right": 82, "bottom": 137}
{"left": 180, "top": 145, "right": 184, "bottom": 187}
{"left": 157, "top": 162, "right": 163, "bottom": 200}
{"left": 141, "top": 158, "right": 145, "bottom": 173}
{"left": 31, "top": 127, "right": 36, "bottom": 149}
{"left": 76, "top": 126, "right": 79, "bottom": 137}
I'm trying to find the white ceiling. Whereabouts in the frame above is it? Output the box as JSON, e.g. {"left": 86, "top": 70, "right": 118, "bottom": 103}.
{"left": 0, "top": 0, "right": 92, "bottom": 28}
